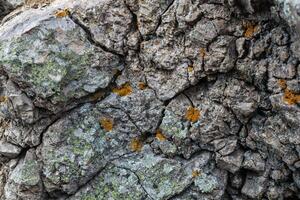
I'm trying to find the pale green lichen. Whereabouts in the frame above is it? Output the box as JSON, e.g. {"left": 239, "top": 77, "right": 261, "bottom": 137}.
{"left": 11, "top": 159, "right": 40, "bottom": 186}
{"left": 0, "top": 20, "right": 119, "bottom": 104}
{"left": 194, "top": 173, "right": 218, "bottom": 193}
{"left": 160, "top": 110, "right": 189, "bottom": 139}
{"left": 76, "top": 166, "right": 147, "bottom": 200}
{"left": 0, "top": 35, "right": 94, "bottom": 101}
{"left": 42, "top": 109, "right": 108, "bottom": 189}
{"left": 117, "top": 150, "right": 191, "bottom": 199}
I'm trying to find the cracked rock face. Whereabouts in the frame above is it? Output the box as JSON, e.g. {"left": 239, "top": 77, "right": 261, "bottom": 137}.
{"left": 0, "top": 0, "right": 300, "bottom": 199}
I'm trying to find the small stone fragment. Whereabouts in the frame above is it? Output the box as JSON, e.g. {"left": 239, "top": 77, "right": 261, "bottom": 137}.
{"left": 4, "top": 149, "right": 43, "bottom": 200}
{"left": 293, "top": 171, "right": 300, "bottom": 189}
{"left": 216, "top": 149, "right": 244, "bottom": 173}
{"left": 214, "top": 139, "right": 238, "bottom": 156}
{"left": 241, "top": 173, "right": 268, "bottom": 199}
{"left": 242, "top": 151, "right": 265, "bottom": 172}
{"left": 229, "top": 172, "right": 244, "bottom": 189}
{"left": 0, "top": 141, "right": 22, "bottom": 158}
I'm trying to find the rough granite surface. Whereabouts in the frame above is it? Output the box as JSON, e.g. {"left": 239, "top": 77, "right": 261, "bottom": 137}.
{"left": 0, "top": 0, "right": 299, "bottom": 199}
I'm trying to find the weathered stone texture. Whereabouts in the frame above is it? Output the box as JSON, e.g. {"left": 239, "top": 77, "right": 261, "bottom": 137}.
{"left": 0, "top": 0, "right": 299, "bottom": 199}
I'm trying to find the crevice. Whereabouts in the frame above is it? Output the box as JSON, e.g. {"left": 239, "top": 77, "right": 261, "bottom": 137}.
{"left": 123, "top": 0, "right": 140, "bottom": 34}
{"left": 153, "top": 0, "right": 176, "bottom": 34}
{"left": 144, "top": 75, "right": 162, "bottom": 103}
{"left": 114, "top": 165, "right": 155, "bottom": 200}
{"left": 33, "top": 88, "right": 113, "bottom": 149}
{"left": 182, "top": 92, "right": 194, "bottom": 107}
{"left": 68, "top": 14, "right": 125, "bottom": 60}
{"left": 64, "top": 152, "right": 136, "bottom": 199}
{"left": 154, "top": 106, "right": 166, "bottom": 133}
{"left": 110, "top": 105, "right": 143, "bottom": 134}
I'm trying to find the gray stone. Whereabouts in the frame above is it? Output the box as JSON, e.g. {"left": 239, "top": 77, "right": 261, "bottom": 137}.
{"left": 68, "top": 164, "right": 150, "bottom": 200}
{"left": 293, "top": 171, "right": 300, "bottom": 189}
{"left": 229, "top": 173, "right": 244, "bottom": 189}
{"left": 72, "top": 0, "right": 132, "bottom": 55}
{"left": 3, "top": 149, "right": 44, "bottom": 200}
{"left": 0, "top": 141, "right": 21, "bottom": 158}
{"left": 0, "top": 0, "right": 123, "bottom": 112}
{"left": 242, "top": 151, "right": 265, "bottom": 172}
{"left": 214, "top": 138, "right": 238, "bottom": 156}
{"left": 241, "top": 173, "right": 268, "bottom": 199}
{"left": 216, "top": 149, "right": 244, "bottom": 173}
{"left": 0, "top": 0, "right": 300, "bottom": 199}
{"left": 38, "top": 103, "right": 140, "bottom": 195}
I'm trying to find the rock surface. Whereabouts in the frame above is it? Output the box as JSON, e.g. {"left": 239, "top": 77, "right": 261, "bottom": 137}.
{"left": 0, "top": 0, "right": 299, "bottom": 199}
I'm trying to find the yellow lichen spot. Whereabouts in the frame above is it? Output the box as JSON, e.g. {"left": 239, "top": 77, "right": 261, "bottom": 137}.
{"left": 55, "top": 8, "right": 70, "bottom": 18}
{"left": 278, "top": 79, "right": 287, "bottom": 89}
{"left": 199, "top": 48, "right": 206, "bottom": 59}
{"left": 138, "top": 82, "right": 147, "bottom": 90}
{"left": 192, "top": 170, "right": 201, "bottom": 178}
{"left": 113, "top": 83, "right": 133, "bottom": 96}
{"left": 0, "top": 119, "right": 9, "bottom": 129}
{"left": 130, "top": 138, "right": 143, "bottom": 152}
{"left": 156, "top": 130, "right": 166, "bottom": 141}
{"left": 283, "top": 89, "right": 300, "bottom": 105}
{"left": 90, "top": 91, "right": 104, "bottom": 101}
{"left": 0, "top": 96, "right": 8, "bottom": 103}
{"left": 99, "top": 117, "right": 113, "bottom": 132}
{"left": 243, "top": 22, "right": 259, "bottom": 38}
{"left": 188, "top": 66, "right": 194, "bottom": 72}
{"left": 185, "top": 106, "right": 200, "bottom": 123}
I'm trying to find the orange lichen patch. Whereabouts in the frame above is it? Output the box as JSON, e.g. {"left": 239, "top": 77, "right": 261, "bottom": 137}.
{"left": 55, "top": 8, "right": 70, "bottom": 18}
{"left": 0, "top": 96, "right": 8, "bottom": 103}
{"left": 90, "top": 91, "right": 105, "bottom": 101}
{"left": 199, "top": 48, "right": 206, "bottom": 58}
{"left": 188, "top": 66, "right": 194, "bottom": 72}
{"left": 0, "top": 119, "right": 9, "bottom": 129}
{"left": 192, "top": 170, "right": 201, "bottom": 178}
{"left": 243, "top": 22, "right": 259, "bottom": 38}
{"left": 278, "top": 79, "right": 287, "bottom": 89}
{"left": 99, "top": 117, "right": 114, "bottom": 132}
{"left": 113, "top": 83, "right": 133, "bottom": 96}
{"left": 138, "top": 82, "right": 147, "bottom": 90}
{"left": 130, "top": 138, "right": 143, "bottom": 152}
{"left": 185, "top": 106, "right": 200, "bottom": 123}
{"left": 156, "top": 130, "right": 166, "bottom": 141}
{"left": 283, "top": 89, "right": 300, "bottom": 105}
